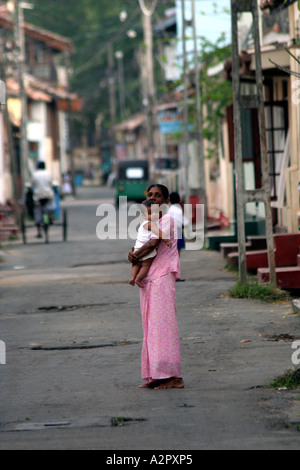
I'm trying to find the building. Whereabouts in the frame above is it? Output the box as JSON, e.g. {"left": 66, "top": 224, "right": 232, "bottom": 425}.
{"left": 0, "top": 13, "right": 80, "bottom": 205}
{"left": 219, "top": 0, "right": 299, "bottom": 236}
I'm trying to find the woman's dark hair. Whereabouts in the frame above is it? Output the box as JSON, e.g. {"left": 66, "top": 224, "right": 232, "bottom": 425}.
{"left": 147, "top": 184, "right": 169, "bottom": 201}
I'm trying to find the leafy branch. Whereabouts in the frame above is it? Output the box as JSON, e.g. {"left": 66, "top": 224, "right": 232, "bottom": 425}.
{"left": 189, "top": 35, "right": 233, "bottom": 160}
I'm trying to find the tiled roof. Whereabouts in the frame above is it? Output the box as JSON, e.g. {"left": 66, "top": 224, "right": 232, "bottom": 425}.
{"left": 0, "top": 14, "right": 73, "bottom": 52}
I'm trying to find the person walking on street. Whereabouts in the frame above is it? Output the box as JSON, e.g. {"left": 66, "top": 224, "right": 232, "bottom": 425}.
{"left": 128, "top": 184, "right": 184, "bottom": 390}
{"left": 31, "top": 161, "right": 54, "bottom": 238}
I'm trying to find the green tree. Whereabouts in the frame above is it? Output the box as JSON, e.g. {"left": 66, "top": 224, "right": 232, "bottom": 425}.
{"left": 169, "top": 34, "right": 232, "bottom": 160}
{"left": 196, "top": 35, "right": 232, "bottom": 160}
{"left": 24, "top": 0, "right": 171, "bottom": 139}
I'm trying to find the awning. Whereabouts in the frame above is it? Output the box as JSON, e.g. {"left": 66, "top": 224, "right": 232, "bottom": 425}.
{"left": 7, "top": 98, "right": 21, "bottom": 127}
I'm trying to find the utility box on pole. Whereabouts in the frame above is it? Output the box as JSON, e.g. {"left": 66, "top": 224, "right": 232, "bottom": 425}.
{"left": 231, "top": 0, "right": 276, "bottom": 285}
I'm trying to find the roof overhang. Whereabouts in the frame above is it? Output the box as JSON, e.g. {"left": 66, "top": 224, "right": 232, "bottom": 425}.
{"left": 6, "top": 75, "right": 79, "bottom": 104}
{"left": 260, "top": 0, "right": 297, "bottom": 11}
{"left": 0, "top": 14, "right": 73, "bottom": 52}
{"left": 249, "top": 44, "right": 291, "bottom": 71}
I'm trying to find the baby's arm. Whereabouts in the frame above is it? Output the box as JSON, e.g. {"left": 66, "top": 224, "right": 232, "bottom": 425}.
{"left": 129, "top": 238, "right": 160, "bottom": 263}
{"left": 147, "top": 222, "right": 172, "bottom": 248}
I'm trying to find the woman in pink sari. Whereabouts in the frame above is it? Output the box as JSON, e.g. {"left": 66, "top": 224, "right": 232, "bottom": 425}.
{"left": 128, "top": 184, "right": 184, "bottom": 390}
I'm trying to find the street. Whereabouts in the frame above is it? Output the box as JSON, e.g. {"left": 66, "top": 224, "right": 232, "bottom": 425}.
{"left": 0, "top": 186, "right": 300, "bottom": 450}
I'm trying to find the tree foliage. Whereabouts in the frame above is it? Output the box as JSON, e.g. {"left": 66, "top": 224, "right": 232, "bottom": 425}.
{"left": 171, "top": 34, "right": 232, "bottom": 160}
{"left": 24, "top": 0, "right": 171, "bottom": 135}
{"left": 197, "top": 35, "right": 232, "bottom": 159}
{"left": 24, "top": 0, "right": 232, "bottom": 151}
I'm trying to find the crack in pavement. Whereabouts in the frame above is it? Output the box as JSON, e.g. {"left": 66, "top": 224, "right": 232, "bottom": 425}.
{"left": 1, "top": 416, "right": 147, "bottom": 432}
{"left": 29, "top": 340, "right": 141, "bottom": 351}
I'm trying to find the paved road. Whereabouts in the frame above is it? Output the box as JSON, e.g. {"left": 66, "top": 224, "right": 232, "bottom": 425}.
{"left": 0, "top": 186, "right": 300, "bottom": 451}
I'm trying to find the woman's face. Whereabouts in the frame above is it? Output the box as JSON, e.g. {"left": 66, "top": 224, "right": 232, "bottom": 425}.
{"left": 147, "top": 186, "right": 166, "bottom": 206}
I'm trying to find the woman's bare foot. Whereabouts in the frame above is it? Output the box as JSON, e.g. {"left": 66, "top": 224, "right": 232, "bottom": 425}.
{"left": 139, "top": 380, "right": 161, "bottom": 389}
{"left": 154, "top": 378, "right": 184, "bottom": 390}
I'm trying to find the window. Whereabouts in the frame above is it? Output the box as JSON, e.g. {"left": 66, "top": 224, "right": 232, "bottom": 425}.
{"left": 126, "top": 168, "right": 144, "bottom": 179}
{"left": 265, "top": 101, "right": 289, "bottom": 199}
{"left": 34, "top": 42, "right": 48, "bottom": 64}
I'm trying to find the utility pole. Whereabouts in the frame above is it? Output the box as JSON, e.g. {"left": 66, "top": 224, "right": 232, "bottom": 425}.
{"left": 191, "top": 0, "right": 206, "bottom": 229}
{"left": 108, "top": 43, "right": 117, "bottom": 174}
{"left": 181, "top": 0, "right": 190, "bottom": 211}
{"left": 65, "top": 50, "right": 76, "bottom": 197}
{"left": 115, "top": 51, "right": 125, "bottom": 122}
{"left": 231, "top": 0, "right": 276, "bottom": 285}
{"left": 12, "top": 0, "right": 31, "bottom": 201}
{"left": 139, "top": 0, "right": 158, "bottom": 178}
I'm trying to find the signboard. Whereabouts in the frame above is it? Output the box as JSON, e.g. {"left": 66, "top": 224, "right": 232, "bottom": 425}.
{"left": 158, "top": 109, "right": 193, "bottom": 135}
{"left": 58, "top": 97, "right": 83, "bottom": 113}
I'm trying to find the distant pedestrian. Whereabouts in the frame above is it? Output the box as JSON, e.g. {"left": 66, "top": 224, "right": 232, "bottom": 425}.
{"left": 31, "top": 161, "right": 54, "bottom": 238}
{"left": 62, "top": 172, "right": 72, "bottom": 196}
{"left": 128, "top": 184, "right": 184, "bottom": 390}
{"left": 168, "top": 192, "right": 188, "bottom": 257}
{"left": 168, "top": 192, "right": 188, "bottom": 282}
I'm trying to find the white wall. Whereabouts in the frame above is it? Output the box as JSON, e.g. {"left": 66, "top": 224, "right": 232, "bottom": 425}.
{"left": 0, "top": 112, "right": 4, "bottom": 204}
{"left": 58, "top": 110, "right": 68, "bottom": 175}
{"left": 29, "top": 101, "right": 47, "bottom": 163}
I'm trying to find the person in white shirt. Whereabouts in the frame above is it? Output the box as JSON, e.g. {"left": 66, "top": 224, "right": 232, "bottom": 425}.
{"left": 168, "top": 192, "right": 188, "bottom": 255}
{"left": 168, "top": 192, "right": 188, "bottom": 282}
{"left": 31, "top": 161, "right": 54, "bottom": 238}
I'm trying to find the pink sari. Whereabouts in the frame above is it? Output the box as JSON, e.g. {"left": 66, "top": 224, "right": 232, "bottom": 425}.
{"left": 139, "top": 214, "right": 182, "bottom": 383}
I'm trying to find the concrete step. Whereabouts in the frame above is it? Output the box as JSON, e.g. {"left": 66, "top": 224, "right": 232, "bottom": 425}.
{"left": 220, "top": 241, "right": 251, "bottom": 258}
{"left": 228, "top": 249, "right": 269, "bottom": 269}
{"left": 246, "top": 235, "right": 267, "bottom": 250}
{"left": 258, "top": 266, "right": 300, "bottom": 289}
{"left": 228, "top": 233, "right": 300, "bottom": 271}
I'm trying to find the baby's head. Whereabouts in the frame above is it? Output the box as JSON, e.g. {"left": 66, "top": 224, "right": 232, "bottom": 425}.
{"left": 141, "top": 200, "right": 160, "bottom": 222}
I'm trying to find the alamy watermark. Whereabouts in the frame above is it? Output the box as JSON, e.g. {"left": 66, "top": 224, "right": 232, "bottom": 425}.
{"left": 291, "top": 340, "right": 300, "bottom": 366}
{"left": 292, "top": 80, "right": 300, "bottom": 105}
{"left": 96, "top": 198, "right": 205, "bottom": 251}
{"left": 0, "top": 340, "right": 6, "bottom": 365}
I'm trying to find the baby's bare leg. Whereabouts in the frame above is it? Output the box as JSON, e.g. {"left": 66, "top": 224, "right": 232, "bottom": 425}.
{"left": 135, "top": 258, "right": 154, "bottom": 288}
{"left": 129, "top": 263, "right": 141, "bottom": 286}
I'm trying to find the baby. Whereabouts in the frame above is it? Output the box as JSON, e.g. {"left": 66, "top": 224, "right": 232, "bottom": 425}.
{"left": 129, "top": 200, "right": 172, "bottom": 288}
